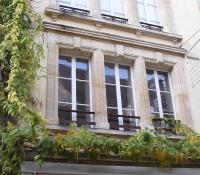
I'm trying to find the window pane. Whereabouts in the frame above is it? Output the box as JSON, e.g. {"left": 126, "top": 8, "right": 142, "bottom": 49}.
{"left": 122, "top": 109, "right": 135, "bottom": 116}
{"left": 76, "top": 81, "right": 90, "bottom": 105}
{"left": 101, "top": 0, "right": 111, "bottom": 14}
{"left": 146, "top": 69, "right": 156, "bottom": 89}
{"left": 76, "top": 58, "right": 89, "bottom": 80}
{"left": 146, "top": 5, "right": 159, "bottom": 24}
{"left": 73, "top": 0, "right": 87, "bottom": 9}
{"left": 59, "top": 56, "right": 71, "bottom": 78}
{"left": 121, "top": 87, "right": 134, "bottom": 109}
{"left": 113, "top": 0, "right": 125, "bottom": 17}
{"left": 146, "top": 0, "right": 156, "bottom": 5}
{"left": 106, "top": 85, "right": 117, "bottom": 107}
{"left": 107, "top": 108, "right": 119, "bottom": 130}
{"left": 58, "top": 103, "right": 72, "bottom": 125}
{"left": 158, "top": 71, "right": 170, "bottom": 92}
{"left": 119, "top": 65, "right": 131, "bottom": 86}
{"left": 149, "top": 90, "right": 159, "bottom": 113}
{"left": 105, "top": 63, "right": 116, "bottom": 84}
{"left": 60, "top": 0, "right": 71, "bottom": 6}
{"left": 138, "top": 2, "right": 147, "bottom": 22}
{"left": 77, "top": 105, "right": 91, "bottom": 124}
{"left": 161, "top": 92, "right": 174, "bottom": 114}
{"left": 58, "top": 79, "right": 71, "bottom": 103}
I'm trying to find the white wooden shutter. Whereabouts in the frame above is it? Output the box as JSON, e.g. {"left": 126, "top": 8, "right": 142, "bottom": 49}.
{"left": 112, "top": 0, "right": 125, "bottom": 17}
{"left": 101, "top": 0, "right": 111, "bottom": 15}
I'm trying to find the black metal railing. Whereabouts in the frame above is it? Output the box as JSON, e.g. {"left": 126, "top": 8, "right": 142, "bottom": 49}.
{"left": 101, "top": 14, "right": 128, "bottom": 24}
{"left": 60, "top": 5, "right": 90, "bottom": 16}
{"left": 152, "top": 117, "right": 176, "bottom": 134}
{"left": 59, "top": 109, "right": 95, "bottom": 127}
{"left": 140, "top": 22, "right": 163, "bottom": 32}
{"left": 108, "top": 114, "right": 141, "bottom": 131}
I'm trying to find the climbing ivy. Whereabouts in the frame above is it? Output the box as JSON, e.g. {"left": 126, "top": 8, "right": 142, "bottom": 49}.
{"left": 0, "top": 0, "right": 45, "bottom": 174}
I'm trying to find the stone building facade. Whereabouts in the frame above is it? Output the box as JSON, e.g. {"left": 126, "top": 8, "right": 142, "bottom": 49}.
{"left": 23, "top": 0, "right": 200, "bottom": 174}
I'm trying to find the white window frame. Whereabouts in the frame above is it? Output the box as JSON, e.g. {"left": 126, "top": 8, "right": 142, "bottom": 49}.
{"left": 105, "top": 62, "right": 136, "bottom": 130}
{"left": 58, "top": 55, "right": 93, "bottom": 123}
{"left": 59, "top": 0, "right": 89, "bottom": 10}
{"left": 101, "top": 0, "right": 126, "bottom": 18}
{"left": 137, "top": 0, "right": 161, "bottom": 25}
{"left": 147, "top": 69, "right": 176, "bottom": 119}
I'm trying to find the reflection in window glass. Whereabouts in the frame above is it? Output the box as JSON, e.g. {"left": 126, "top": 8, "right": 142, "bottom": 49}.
{"left": 59, "top": 56, "right": 71, "bottom": 78}
{"left": 106, "top": 85, "right": 117, "bottom": 107}
{"left": 58, "top": 79, "right": 71, "bottom": 103}
{"left": 76, "top": 58, "right": 89, "bottom": 80}
{"left": 105, "top": 63, "right": 116, "bottom": 84}
{"left": 119, "top": 65, "right": 131, "bottom": 86}
{"left": 146, "top": 69, "right": 174, "bottom": 119}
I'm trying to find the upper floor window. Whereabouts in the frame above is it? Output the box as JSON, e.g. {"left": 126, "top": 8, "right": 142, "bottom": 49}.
{"left": 58, "top": 55, "right": 94, "bottom": 127}
{"left": 101, "top": 0, "right": 125, "bottom": 18}
{"left": 60, "top": 0, "right": 87, "bottom": 10}
{"left": 137, "top": 0, "right": 160, "bottom": 25}
{"left": 105, "top": 63, "right": 137, "bottom": 131}
{"left": 146, "top": 69, "right": 175, "bottom": 119}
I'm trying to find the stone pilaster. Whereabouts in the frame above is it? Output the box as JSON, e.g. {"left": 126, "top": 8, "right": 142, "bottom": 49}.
{"left": 46, "top": 42, "right": 59, "bottom": 125}
{"left": 91, "top": 49, "right": 109, "bottom": 129}
{"left": 133, "top": 56, "right": 151, "bottom": 128}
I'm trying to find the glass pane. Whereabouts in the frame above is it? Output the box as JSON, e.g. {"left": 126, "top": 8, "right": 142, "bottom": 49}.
{"left": 101, "top": 0, "right": 111, "bottom": 14}
{"left": 151, "top": 113, "right": 160, "bottom": 118}
{"left": 158, "top": 71, "right": 170, "bottom": 92}
{"left": 77, "top": 105, "right": 91, "bottom": 124}
{"left": 74, "top": 0, "right": 87, "bottom": 9}
{"left": 105, "top": 63, "right": 116, "bottom": 84}
{"left": 146, "top": 69, "right": 156, "bottom": 89}
{"left": 60, "top": 0, "right": 71, "bottom": 6}
{"left": 161, "top": 92, "right": 174, "bottom": 114}
{"left": 138, "top": 2, "right": 147, "bottom": 21}
{"left": 121, "top": 87, "right": 134, "bottom": 109}
{"left": 119, "top": 65, "right": 132, "bottom": 86}
{"left": 106, "top": 85, "right": 117, "bottom": 107}
{"left": 76, "top": 58, "right": 89, "bottom": 80}
{"left": 58, "top": 103, "right": 72, "bottom": 126}
{"left": 113, "top": 0, "right": 125, "bottom": 17}
{"left": 107, "top": 108, "right": 119, "bottom": 130}
{"left": 149, "top": 90, "right": 159, "bottom": 113}
{"left": 122, "top": 109, "right": 135, "bottom": 116}
{"left": 58, "top": 79, "right": 71, "bottom": 103}
{"left": 59, "top": 56, "right": 71, "bottom": 78}
{"left": 76, "top": 81, "right": 90, "bottom": 105}
{"left": 146, "top": 0, "right": 156, "bottom": 5}
{"left": 146, "top": 5, "right": 159, "bottom": 24}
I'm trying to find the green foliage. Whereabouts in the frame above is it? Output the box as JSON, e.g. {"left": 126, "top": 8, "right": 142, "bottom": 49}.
{"left": 0, "top": 0, "right": 45, "bottom": 174}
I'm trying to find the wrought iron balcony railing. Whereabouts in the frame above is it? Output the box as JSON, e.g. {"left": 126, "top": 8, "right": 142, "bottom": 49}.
{"left": 59, "top": 109, "right": 95, "bottom": 128}
{"left": 108, "top": 114, "right": 141, "bottom": 131}
{"left": 60, "top": 5, "right": 90, "bottom": 16}
{"left": 101, "top": 14, "right": 128, "bottom": 24}
{"left": 140, "top": 22, "right": 163, "bottom": 32}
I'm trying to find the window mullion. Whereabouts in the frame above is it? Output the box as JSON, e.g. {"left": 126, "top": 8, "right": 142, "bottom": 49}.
{"left": 72, "top": 57, "right": 77, "bottom": 121}
{"left": 155, "top": 70, "right": 163, "bottom": 118}
{"left": 115, "top": 64, "right": 124, "bottom": 130}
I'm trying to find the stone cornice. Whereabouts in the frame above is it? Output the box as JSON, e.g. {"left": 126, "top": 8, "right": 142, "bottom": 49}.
{"left": 45, "top": 7, "right": 183, "bottom": 44}
{"left": 44, "top": 21, "right": 186, "bottom": 56}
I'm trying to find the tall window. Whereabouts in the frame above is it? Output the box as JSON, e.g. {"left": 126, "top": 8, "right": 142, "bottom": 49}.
{"left": 58, "top": 55, "right": 92, "bottom": 126}
{"left": 60, "top": 0, "right": 87, "bottom": 9}
{"left": 105, "top": 63, "right": 135, "bottom": 131}
{"left": 137, "top": 0, "right": 159, "bottom": 25}
{"left": 101, "top": 0, "right": 125, "bottom": 18}
{"left": 146, "top": 69, "right": 175, "bottom": 119}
